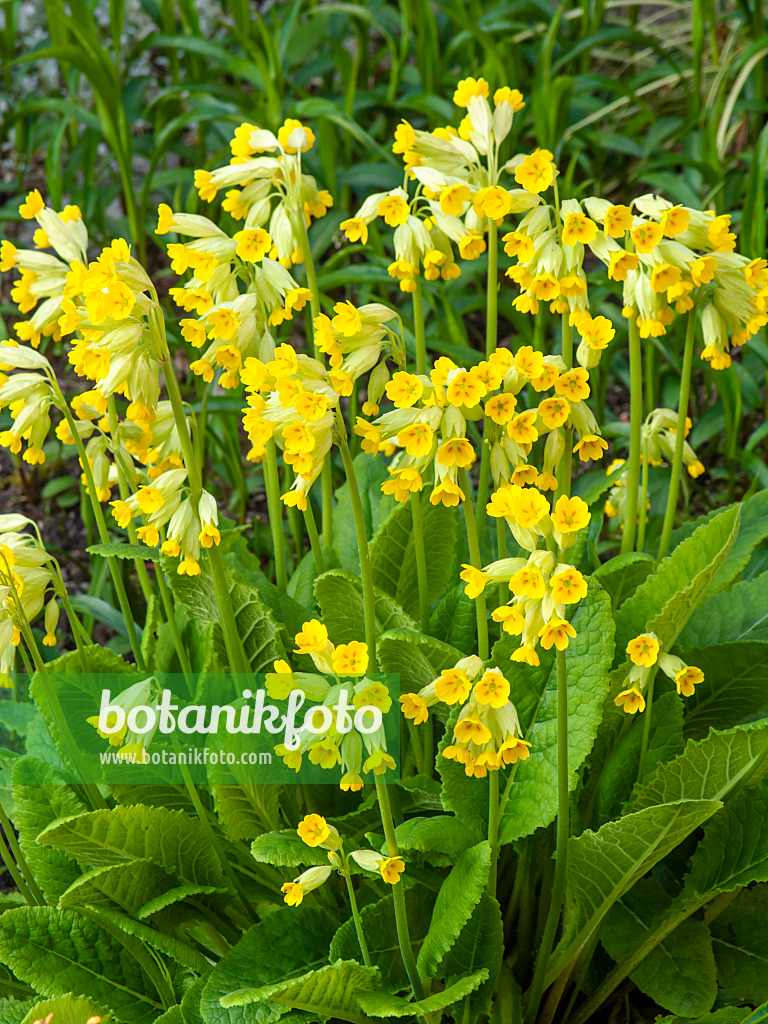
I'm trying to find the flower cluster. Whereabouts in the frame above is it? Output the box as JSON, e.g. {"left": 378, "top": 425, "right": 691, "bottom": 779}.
{"left": 355, "top": 346, "right": 605, "bottom": 508}
{"left": 0, "top": 515, "right": 59, "bottom": 684}
{"left": 270, "top": 622, "right": 396, "bottom": 790}
{"left": 614, "top": 631, "right": 704, "bottom": 713}
{"left": 341, "top": 78, "right": 536, "bottom": 291}
{"left": 400, "top": 655, "right": 531, "bottom": 777}
{"left": 462, "top": 546, "right": 588, "bottom": 666}
{"left": 86, "top": 677, "right": 157, "bottom": 760}
{"left": 280, "top": 813, "right": 404, "bottom": 907}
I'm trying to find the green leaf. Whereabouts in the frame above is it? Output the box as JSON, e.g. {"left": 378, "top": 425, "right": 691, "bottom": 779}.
{"left": 369, "top": 496, "right": 458, "bottom": 618}
{"left": 614, "top": 505, "right": 741, "bottom": 654}
{"left": 250, "top": 830, "right": 329, "bottom": 868}
{"left": 201, "top": 906, "right": 338, "bottom": 1024}
{"left": 593, "top": 551, "right": 655, "bottom": 609}
{"left": 377, "top": 628, "right": 462, "bottom": 694}
{"left": 669, "top": 490, "right": 768, "bottom": 593}
{"left": 334, "top": 453, "right": 395, "bottom": 573}
{"left": 10, "top": 757, "right": 87, "bottom": 902}
{"left": 38, "top": 805, "right": 229, "bottom": 888}
{"left": 357, "top": 970, "right": 489, "bottom": 1017}
{"left": 0, "top": 907, "right": 162, "bottom": 1023}
{"left": 440, "top": 894, "right": 503, "bottom": 1017}
{"left": 226, "top": 547, "right": 314, "bottom": 649}
{"left": 710, "top": 885, "right": 768, "bottom": 1006}
{"left": 220, "top": 961, "right": 380, "bottom": 1024}
{"left": 70, "top": 595, "right": 142, "bottom": 641}
{"left": 683, "top": 781, "right": 768, "bottom": 899}
{"left": 212, "top": 783, "right": 283, "bottom": 843}
{"left": 629, "top": 720, "right": 768, "bottom": 811}
{"left": 680, "top": 642, "right": 768, "bottom": 738}
{"left": 550, "top": 799, "right": 723, "bottom": 978}
{"left": 417, "top": 841, "right": 490, "bottom": 977}
{"left": 394, "top": 815, "right": 481, "bottom": 862}
{"left": 492, "top": 585, "right": 615, "bottom": 843}
{"left": 87, "top": 542, "right": 160, "bottom": 561}
{"left": 678, "top": 573, "right": 768, "bottom": 648}
{"left": 314, "top": 569, "right": 416, "bottom": 645}
{"left": 165, "top": 555, "right": 285, "bottom": 673}
{"left": 329, "top": 891, "right": 435, "bottom": 992}
{"left": 0, "top": 1000, "right": 34, "bottom": 1024}
{"left": 601, "top": 877, "right": 717, "bottom": 1017}
{"left": 592, "top": 692, "right": 685, "bottom": 823}
{"left": 20, "top": 994, "right": 116, "bottom": 1024}
{"left": 83, "top": 904, "right": 211, "bottom": 974}
{"left": 429, "top": 584, "right": 478, "bottom": 655}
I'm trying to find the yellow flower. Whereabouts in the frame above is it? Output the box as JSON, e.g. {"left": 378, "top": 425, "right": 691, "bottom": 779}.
{"left": 397, "top": 422, "right": 434, "bottom": 457}
{"left": 460, "top": 564, "right": 488, "bottom": 598}
{"left": 235, "top": 228, "right": 272, "bottom": 262}
{"left": 385, "top": 371, "right": 423, "bottom": 408}
{"left": 332, "top": 641, "right": 369, "bottom": 676}
{"left": 607, "top": 250, "right": 639, "bottom": 282}
{"left": 510, "top": 487, "right": 550, "bottom": 529}
{"left": 156, "top": 203, "right": 175, "bottom": 234}
{"left": 508, "top": 409, "right": 539, "bottom": 445}
{"left": 135, "top": 486, "right": 164, "bottom": 514}
{"left": 575, "top": 314, "right": 615, "bottom": 350}
{"left": 430, "top": 479, "right": 465, "bottom": 507}
{"left": 473, "top": 187, "right": 512, "bottom": 220}
{"left": 458, "top": 233, "right": 487, "bottom": 260}
{"left": 514, "top": 152, "right": 553, "bottom": 194}
{"left": 400, "top": 692, "right": 429, "bottom": 724}
{"left": 539, "top": 617, "right": 576, "bottom": 651}
{"left": 551, "top": 495, "right": 590, "bottom": 533}
{"left": 512, "top": 643, "right": 540, "bottom": 667}
{"left": 440, "top": 184, "right": 472, "bottom": 215}
{"left": 650, "top": 263, "right": 681, "bottom": 293}
{"left": 332, "top": 300, "right": 362, "bottom": 337}
{"left": 485, "top": 393, "right": 517, "bottom": 425}
{"left": 297, "top": 814, "right": 330, "bottom": 847}
{"left": 562, "top": 211, "right": 597, "bottom": 246}
{"left": 453, "top": 76, "right": 489, "bottom": 106}
{"left": 377, "top": 194, "right": 409, "bottom": 227}
{"left": 278, "top": 118, "right": 315, "bottom": 152}
{"left": 510, "top": 565, "right": 545, "bottom": 598}
{"left": 207, "top": 308, "right": 239, "bottom": 340}
{"left": 675, "top": 665, "right": 703, "bottom": 696}
{"left": 473, "top": 669, "right": 510, "bottom": 709}
{"left": 446, "top": 370, "right": 486, "bottom": 408}
{"left": 19, "top": 189, "right": 44, "bottom": 219}
{"left": 660, "top": 205, "right": 690, "bottom": 237}
{"left": 538, "top": 396, "right": 570, "bottom": 430}
{"left": 555, "top": 368, "right": 590, "bottom": 402}
{"left": 626, "top": 633, "right": 659, "bottom": 667}
{"left": 603, "top": 204, "right": 634, "bottom": 238}
{"left": 631, "top": 221, "right": 663, "bottom": 254}
{"left": 454, "top": 715, "right": 492, "bottom": 744}
{"left": 493, "top": 605, "right": 525, "bottom": 635}
{"left": 294, "top": 619, "right": 329, "bottom": 655}
{"left": 340, "top": 218, "right": 368, "bottom": 244}
{"left": 434, "top": 668, "right": 473, "bottom": 704}
{"left": 379, "top": 856, "right": 405, "bottom": 884}
{"left": 614, "top": 685, "right": 646, "bottom": 714}
{"left": 549, "top": 567, "right": 587, "bottom": 604}
{"left": 515, "top": 345, "right": 545, "bottom": 378}
{"left": 436, "top": 438, "right": 475, "bottom": 468}
{"left": 494, "top": 87, "right": 525, "bottom": 109}
{"left": 574, "top": 434, "right": 608, "bottom": 462}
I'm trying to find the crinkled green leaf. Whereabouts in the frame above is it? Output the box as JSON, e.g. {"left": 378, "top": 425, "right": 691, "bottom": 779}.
{"left": 370, "top": 496, "right": 458, "bottom": 618}
{"left": 615, "top": 506, "right": 740, "bottom": 654}
{"left": 628, "top": 720, "right": 768, "bottom": 812}
{"left": 593, "top": 551, "right": 655, "bottom": 609}
{"left": 250, "top": 829, "right": 329, "bottom": 868}
{"left": 394, "top": 815, "right": 481, "bottom": 861}
{"left": 0, "top": 907, "right": 162, "bottom": 1023}
{"left": 357, "top": 970, "right": 488, "bottom": 1017}
{"left": 710, "top": 885, "right": 768, "bottom": 1007}
{"left": 417, "top": 841, "right": 490, "bottom": 978}
{"left": 550, "top": 799, "right": 722, "bottom": 979}
{"left": 680, "top": 642, "right": 768, "bottom": 739}
{"left": 601, "top": 877, "right": 717, "bottom": 1017}
{"left": 20, "top": 994, "right": 116, "bottom": 1024}
{"left": 315, "top": 568, "right": 416, "bottom": 645}
{"left": 202, "top": 907, "right": 337, "bottom": 1024}
{"left": 678, "top": 573, "right": 768, "bottom": 648}
{"left": 429, "top": 584, "right": 478, "bottom": 655}
{"left": 440, "top": 894, "right": 503, "bottom": 1016}
{"left": 377, "top": 628, "right": 462, "bottom": 694}
{"left": 38, "top": 805, "right": 228, "bottom": 888}
{"left": 220, "top": 960, "right": 380, "bottom": 1024}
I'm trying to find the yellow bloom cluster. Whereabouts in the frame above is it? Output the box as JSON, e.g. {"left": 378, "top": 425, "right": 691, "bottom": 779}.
{"left": 0, "top": 515, "right": 59, "bottom": 683}
{"left": 615, "top": 631, "right": 704, "bottom": 712}
{"left": 269, "top": 621, "right": 396, "bottom": 790}
{"left": 341, "top": 78, "right": 537, "bottom": 290}
{"left": 355, "top": 346, "right": 606, "bottom": 507}
{"left": 191, "top": 118, "right": 331, "bottom": 269}
{"left": 400, "top": 654, "right": 531, "bottom": 777}
{"left": 280, "top": 813, "right": 404, "bottom": 907}
{"left": 461, "top": 550, "right": 587, "bottom": 666}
